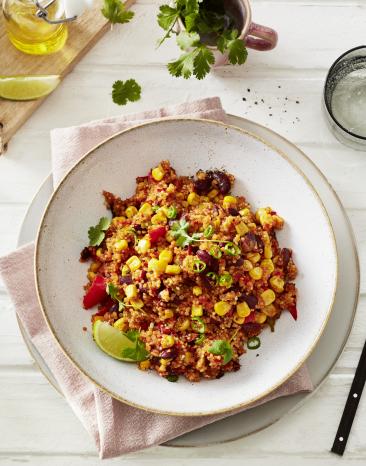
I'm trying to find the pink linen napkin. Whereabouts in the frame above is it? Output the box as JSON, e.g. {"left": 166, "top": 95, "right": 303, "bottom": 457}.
{"left": 0, "top": 97, "right": 313, "bottom": 459}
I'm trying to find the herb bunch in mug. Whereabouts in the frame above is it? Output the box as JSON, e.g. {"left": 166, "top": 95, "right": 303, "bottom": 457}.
{"left": 157, "top": 0, "right": 248, "bottom": 79}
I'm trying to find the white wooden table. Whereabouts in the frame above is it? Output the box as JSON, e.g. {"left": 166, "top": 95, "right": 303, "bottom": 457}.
{"left": 1, "top": 1, "right": 366, "bottom": 464}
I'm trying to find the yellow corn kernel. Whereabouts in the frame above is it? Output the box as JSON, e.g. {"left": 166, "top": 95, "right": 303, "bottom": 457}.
{"left": 213, "top": 218, "right": 220, "bottom": 229}
{"left": 247, "top": 252, "right": 261, "bottom": 264}
{"left": 200, "top": 196, "right": 209, "bottom": 202}
{"left": 165, "top": 265, "right": 181, "bottom": 275}
{"left": 137, "top": 238, "right": 151, "bottom": 254}
{"left": 126, "top": 255, "right": 141, "bottom": 272}
{"left": 167, "top": 183, "right": 175, "bottom": 193}
{"left": 164, "top": 309, "right": 174, "bottom": 319}
{"left": 148, "top": 258, "right": 166, "bottom": 274}
{"left": 112, "top": 216, "right": 126, "bottom": 225}
{"left": 179, "top": 319, "right": 191, "bottom": 331}
{"left": 235, "top": 222, "right": 249, "bottom": 236}
{"left": 264, "top": 244, "right": 273, "bottom": 259}
{"left": 214, "top": 301, "right": 231, "bottom": 316}
{"left": 87, "top": 271, "right": 96, "bottom": 281}
{"left": 184, "top": 352, "right": 193, "bottom": 364}
{"left": 121, "top": 264, "right": 130, "bottom": 276}
{"left": 208, "top": 189, "right": 219, "bottom": 199}
{"left": 151, "top": 165, "right": 165, "bottom": 181}
{"left": 113, "top": 318, "right": 125, "bottom": 331}
{"left": 249, "top": 267, "right": 263, "bottom": 280}
{"left": 223, "top": 195, "right": 237, "bottom": 209}
{"left": 262, "top": 304, "right": 278, "bottom": 317}
{"left": 193, "top": 286, "right": 202, "bottom": 296}
{"left": 159, "top": 249, "right": 173, "bottom": 264}
{"left": 256, "top": 208, "right": 273, "bottom": 227}
{"left": 187, "top": 192, "right": 200, "bottom": 205}
{"left": 269, "top": 276, "right": 285, "bottom": 293}
{"left": 139, "top": 202, "right": 153, "bottom": 217}
{"left": 261, "top": 259, "right": 275, "bottom": 274}
{"left": 233, "top": 314, "right": 245, "bottom": 324}
{"left": 261, "top": 289, "right": 276, "bottom": 306}
{"left": 114, "top": 239, "right": 128, "bottom": 251}
{"left": 125, "top": 206, "right": 138, "bottom": 218}
{"left": 90, "top": 262, "right": 101, "bottom": 272}
{"left": 191, "top": 304, "right": 203, "bottom": 317}
{"left": 236, "top": 302, "right": 251, "bottom": 318}
{"left": 125, "top": 284, "right": 138, "bottom": 299}
{"left": 255, "top": 312, "right": 267, "bottom": 324}
{"left": 239, "top": 208, "right": 250, "bottom": 217}
{"left": 130, "top": 298, "right": 144, "bottom": 309}
{"left": 161, "top": 335, "right": 175, "bottom": 349}
{"left": 139, "top": 360, "right": 151, "bottom": 370}
{"left": 243, "top": 259, "right": 253, "bottom": 271}
{"left": 96, "top": 248, "right": 103, "bottom": 258}
{"left": 151, "top": 211, "right": 167, "bottom": 225}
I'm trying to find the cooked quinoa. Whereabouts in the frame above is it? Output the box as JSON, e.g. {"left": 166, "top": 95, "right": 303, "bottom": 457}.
{"left": 80, "top": 161, "right": 298, "bottom": 382}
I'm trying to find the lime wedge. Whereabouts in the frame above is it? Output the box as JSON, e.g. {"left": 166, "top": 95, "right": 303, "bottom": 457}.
{"left": 0, "top": 75, "right": 60, "bottom": 101}
{"left": 93, "top": 320, "right": 136, "bottom": 361}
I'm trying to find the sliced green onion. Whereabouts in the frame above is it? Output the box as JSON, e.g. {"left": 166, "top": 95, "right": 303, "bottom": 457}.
{"left": 209, "top": 245, "right": 222, "bottom": 259}
{"left": 224, "top": 242, "right": 241, "bottom": 256}
{"left": 195, "top": 334, "right": 205, "bottom": 345}
{"left": 219, "top": 273, "right": 233, "bottom": 287}
{"left": 166, "top": 374, "right": 179, "bottom": 382}
{"left": 166, "top": 206, "right": 177, "bottom": 219}
{"left": 192, "top": 259, "right": 206, "bottom": 273}
{"left": 191, "top": 317, "right": 206, "bottom": 334}
{"left": 247, "top": 336, "right": 261, "bottom": 350}
{"left": 207, "top": 271, "right": 219, "bottom": 284}
{"left": 203, "top": 225, "right": 214, "bottom": 238}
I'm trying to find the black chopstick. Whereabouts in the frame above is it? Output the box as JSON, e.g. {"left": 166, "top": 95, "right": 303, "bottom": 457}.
{"left": 331, "top": 338, "right": 366, "bottom": 455}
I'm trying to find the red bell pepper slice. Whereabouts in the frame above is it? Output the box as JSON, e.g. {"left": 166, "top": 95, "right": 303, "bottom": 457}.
{"left": 244, "top": 312, "right": 256, "bottom": 324}
{"left": 288, "top": 305, "right": 298, "bottom": 321}
{"left": 149, "top": 226, "right": 166, "bottom": 243}
{"left": 83, "top": 275, "right": 107, "bottom": 309}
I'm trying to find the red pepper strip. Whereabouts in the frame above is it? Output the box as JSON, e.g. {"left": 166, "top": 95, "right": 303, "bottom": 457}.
{"left": 149, "top": 226, "right": 167, "bottom": 243}
{"left": 244, "top": 312, "right": 256, "bottom": 324}
{"left": 288, "top": 305, "right": 298, "bottom": 321}
{"left": 83, "top": 275, "right": 107, "bottom": 309}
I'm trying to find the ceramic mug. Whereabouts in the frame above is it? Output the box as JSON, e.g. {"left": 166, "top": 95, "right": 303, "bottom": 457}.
{"left": 176, "top": 0, "right": 278, "bottom": 66}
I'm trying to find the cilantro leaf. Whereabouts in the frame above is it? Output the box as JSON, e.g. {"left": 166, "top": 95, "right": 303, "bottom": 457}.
{"left": 121, "top": 331, "right": 149, "bottom": 361}
{"left": 176, "top": 30, "right": 200, "bottom": 50}
{"left": 170, "top": 218, "right": 202, "bottom": 247}
{"left": 112, "top": 79, "right": 141, "bottom": 106}
{"left": 157, "top": 4, "right": 180, "bottom": 30}
{"left": 208, "top": 340, "right": 233, "bottom": 364}
{"left": 101, "top": 0, "right": 134, "bottom": 24}
{"left": 217, "top": 30, "right": 248, "bottom": 65}
{"left": 106, "top": 283, "right": 126, "bottom": 311}
{"left": 88, "top": 217, "right": 111, "bottom": 246}
{"left": 193, "top": 45, "right": 215, "bottom": 79}
{"left": 166, "top": 374, "right": 179, "bottom": 382}
{"left": 167, "top": 51, "right": 196, "bottom": 79}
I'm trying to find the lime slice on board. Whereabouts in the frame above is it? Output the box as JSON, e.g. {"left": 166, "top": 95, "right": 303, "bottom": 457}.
{"left": 93, "top": 320, "right": 136, "bottom": 362}
{"left": 0, "top": 75, "right": 60, "bottom": 101}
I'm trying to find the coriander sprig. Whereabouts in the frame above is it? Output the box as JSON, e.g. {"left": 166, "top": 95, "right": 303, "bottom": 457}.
{"left": 170, "top": 219, "right": 232, "bottom": 247}
{"left": 88, "top": 217, "right": 111, "bottom": 246}
{"left": 102, "top": 0, "right": 134, "bottom": 25}
{"left": 157, "top": 0, "right": 248, "bottom": 80}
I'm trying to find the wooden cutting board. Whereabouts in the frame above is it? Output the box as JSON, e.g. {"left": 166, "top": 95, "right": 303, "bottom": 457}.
{"left": 0, "top": 0, "right": 135, "bottom": 155}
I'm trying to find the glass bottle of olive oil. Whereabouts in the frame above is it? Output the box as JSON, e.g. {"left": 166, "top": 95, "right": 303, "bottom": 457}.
{"left": 2, "top": 0, "right": 68, "bottom": 54}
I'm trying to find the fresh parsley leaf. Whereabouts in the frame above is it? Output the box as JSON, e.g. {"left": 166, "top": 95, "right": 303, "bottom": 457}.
{"left": 112, "top": 79, "right": 141, "bottom": 106}
{"left": 176, "top": 30, "right": 200, "bottom": 50}
{"left": 208, "top": 340, "right": 233, "bottom": 364}
{"left": 217, "top": 30, "right": 248, "bottom": 65}
{"left": 106, "top": 283, "right": 126, "bottom": 311}
{"left": 88, "top": 217, "right": 111, "bottom": 246}
{"left": 102, "top": 0, "right": 134, "bottom": 24}
{"left": 121, "top": 331, "right": 149, "bottom": 361}
{"left": 193, "top": 45, "right": 215, "bottom": 79}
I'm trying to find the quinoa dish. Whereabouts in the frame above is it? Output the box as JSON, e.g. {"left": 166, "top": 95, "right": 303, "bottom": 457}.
{"left": 80, "top": 161, "right": 298, "bottom": 382}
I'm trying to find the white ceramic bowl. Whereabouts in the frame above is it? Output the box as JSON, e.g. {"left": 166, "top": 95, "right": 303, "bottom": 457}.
{"left": 35, "top": 119, "right": 337, "bottom": 416}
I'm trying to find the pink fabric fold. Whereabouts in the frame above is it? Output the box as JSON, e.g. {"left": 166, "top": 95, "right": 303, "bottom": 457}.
{"left": 0, "top": 98, "right": 313, "bottom": 459}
